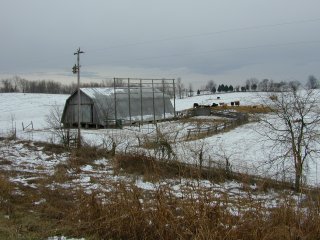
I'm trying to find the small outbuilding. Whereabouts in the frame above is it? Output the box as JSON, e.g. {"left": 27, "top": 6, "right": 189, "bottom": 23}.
{"left": 61, "top": 87, "right": 175, "bottom": 128}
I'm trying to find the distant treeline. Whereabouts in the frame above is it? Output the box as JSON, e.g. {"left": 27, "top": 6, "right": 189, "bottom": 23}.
{"left": 0, "top": 76, "right": 177, "bottom": 98}
{"left": 1, "top": 75, "right": 319, "bottom": 96}
{"left": 195, "top": 75, "right": 320, "bottom": 96}
{"left": 0, "top": 76, "right": 111, "bottom": 94}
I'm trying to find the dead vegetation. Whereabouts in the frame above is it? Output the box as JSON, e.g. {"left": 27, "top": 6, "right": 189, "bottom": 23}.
{"left": 218, "top": 105, "right": 273, "bottom": 114}
{"left": 1, "top": 139, "right": 320, "bottom": 239}
{"left": 68, "top": 146, "right": 109, "bottom": 166}
{"left": 114, "top": 153, "right": 228, "bottom": 182}
{"left": 1, "top": 173, "right": 320, "bottom": 239}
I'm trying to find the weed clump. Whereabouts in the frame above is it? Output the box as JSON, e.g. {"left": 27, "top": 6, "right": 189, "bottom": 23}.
{"left": 68, "top": 146, "right": 109, "bottom": 168}
{"left": 0, "top": 174, "right": 14, "bottom": 215}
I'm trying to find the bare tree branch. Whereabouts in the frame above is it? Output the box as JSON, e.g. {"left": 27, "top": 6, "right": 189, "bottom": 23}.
{"left": 257, "top": 88, "right": 320, "bottom": 191}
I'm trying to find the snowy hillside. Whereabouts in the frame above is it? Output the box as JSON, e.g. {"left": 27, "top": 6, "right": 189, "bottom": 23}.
{"left": 1, "top": 91, "right": 320, "bottom": 239}
{"left": 0, "top": 91, "right": 262, "bottom": 134}
{"left": 0, "top": 93, "right": 68, "bottom": 133}
{"left": 0, "top": 91, "right": 319, "bottom": 186}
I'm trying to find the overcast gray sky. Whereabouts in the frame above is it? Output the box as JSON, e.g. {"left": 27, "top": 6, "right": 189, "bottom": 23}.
{"left": 1, "top": 0, "right": 320, "bottom": 87}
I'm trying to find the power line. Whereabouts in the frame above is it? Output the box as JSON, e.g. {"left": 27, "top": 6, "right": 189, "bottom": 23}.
{"left": 90, "top": 17, "right": 320, "bottom": 53}
{"left": 9, "top": 38, "right": 320, "bottom": 79}
{"left": 9, "top": 38, "right": 316, "bottom": 86}
{"left": 3, "top": 17, "right": 320, "bottom": 74}
{"left": 8, "top": 17, "right": 320, "bottom": 67}
{"left": 88, "top": 39, "right": 320, "bottom": 65}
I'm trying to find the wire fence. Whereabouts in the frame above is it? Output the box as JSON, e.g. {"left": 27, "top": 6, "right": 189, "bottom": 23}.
{"left": 186, "top": 111, "right": 248, "bottom": 140}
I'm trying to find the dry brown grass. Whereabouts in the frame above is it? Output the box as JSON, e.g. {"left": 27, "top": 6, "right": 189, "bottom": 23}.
{"left": 67, "top": 146, "right": 110, "bottom": 169}
{"left": 114, "top": 153, "right": 233, "bottom": 183}
{"left": 222, "top": 105, "right": 273, "bottom": 114}
{"left": 50, "top": 163, "right": 71, "bottom": 183}
{"left": 0, "top": 183, "right": 76, "bottom": 239}
{"left": 62, "top": 184, "right": 320, "bottom": 240}
{"left": 113, "top": 153, "right": 299, "bottom": 193}
{"left": 39, "top": 142, "right": 67, "bottom": 155}
{"left": 0, "top": 174, "right": 14, "bottom": 215}
{"left": 189, "top": 104, "right": 272, "bottom": 114}
{"left": 180, "top": 116, "right": 226, "bottom": 125}
{"left": 1, "top": 165, "right": 320, "bottom": 239}
{"left": 1, "top": 139, "right": 320, "bottom": 239}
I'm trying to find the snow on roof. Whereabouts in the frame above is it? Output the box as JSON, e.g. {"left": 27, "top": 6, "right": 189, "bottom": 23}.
{"left": 80, "top": 87, "right": 166, "bottom": 99}
{"left": 80, "top": 88, "right": 123, "bottom": 99}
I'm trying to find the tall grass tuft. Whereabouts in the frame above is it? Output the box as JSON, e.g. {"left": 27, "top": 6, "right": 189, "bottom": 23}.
{"left": 62, "top": 183, "right": 320, "bottom": 239}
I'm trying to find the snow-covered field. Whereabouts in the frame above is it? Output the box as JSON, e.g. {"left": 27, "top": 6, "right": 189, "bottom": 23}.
{"left": 0, "top": 92, "right": 68, "bottom": 133}
{"left": 0, "top": 91, "right": 319, "bottom": 186}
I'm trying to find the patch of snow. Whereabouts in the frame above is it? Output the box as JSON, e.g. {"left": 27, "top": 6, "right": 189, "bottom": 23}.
{"left": 73, "top": 176, "right": 91, "bottom": 183}
{"left": 48, "top": 236, "right": 85, "bottom": 240}
{"left": 135, "top": 179, "right": 156, "bottom": 191}
{"left": 34, "top": 198, "right": 46, "bottom": 205}
{"left": 80, "top": 165, "right": 93, "bottom": 172}
{"left": 94, "top": 158, "right": 109, "bottom": 165}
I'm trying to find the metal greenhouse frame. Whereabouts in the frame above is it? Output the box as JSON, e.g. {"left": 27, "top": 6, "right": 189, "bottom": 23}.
{"left": 112, "top": 78, "right": 176, "bottom": 125}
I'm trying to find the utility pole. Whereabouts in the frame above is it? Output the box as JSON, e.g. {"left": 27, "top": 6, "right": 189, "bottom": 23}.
{"left": 73, "top": 47, "right": 84, "bottom": 148}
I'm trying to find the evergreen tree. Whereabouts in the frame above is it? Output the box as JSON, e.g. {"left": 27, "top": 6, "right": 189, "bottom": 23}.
{"left": 251, "top": 83, "right": 257, "bottom": 91}
{"left": 211, "top": 86, "right": 216, "bottom": 93}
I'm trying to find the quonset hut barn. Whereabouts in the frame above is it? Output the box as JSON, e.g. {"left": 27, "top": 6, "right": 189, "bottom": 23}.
{"left": 61, "top": 87, "right": 175, "bottom": 128}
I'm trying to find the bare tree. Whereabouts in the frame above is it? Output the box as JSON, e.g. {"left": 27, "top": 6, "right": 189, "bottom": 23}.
{"left": 188, "top": 83, "right": 194, "bottom": 97}
{"left": 258, "top": 78, "right": 274, "bottom": 92}
{"left": 46, "top": 104, "right": 73, "bottom": 146}
{"left": 245, "top": 79, "right": 251, "bottom": 91}
{"left": 176, "top": 77, "right": 184, "bottom": 99}
{"left": 17, "top": 77, "right": 29, "bottom": 93}
{"left": 205, "top": 80, "right": 216, "bottom": 92}
{"left": 213, "top": 143, "right": 239, "bottom": 175}
{"left": 9, "top": 114, "right": 17, "bottom": 139}
{"left": 258, "top": 88, "right": 320, "bottom": 191}
{"left": 1, "top": 79, "right": 14, "bottom": 92}
{"left": 306, "top": 75, "right": 319, "bottom": 89}
{"left": 288, "top": 80, "right": 301, "bottom": 91}
{"left": 246, "top": 78, "right": 259, "bottom": 91}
